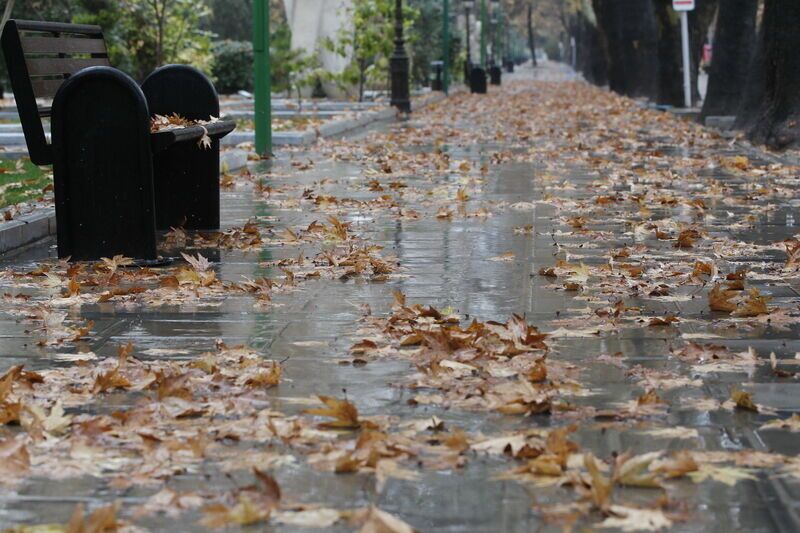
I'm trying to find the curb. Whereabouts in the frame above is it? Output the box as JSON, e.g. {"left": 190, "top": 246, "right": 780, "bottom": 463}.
{"left": 0, "top": 208, "right": 56, "bottom": 255}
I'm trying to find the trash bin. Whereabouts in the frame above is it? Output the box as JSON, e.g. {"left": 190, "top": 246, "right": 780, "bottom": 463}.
{"left": 489, "top": 64, "right": 502, "bottom": 85}
{"left": 430, "top": 60, "right": 444, "bottom": 91}
{"left": 504, "top": 58, "right": 514, "bottom": 73}
{"left": 470, "top": 66, "right": 487, "bottom": 94}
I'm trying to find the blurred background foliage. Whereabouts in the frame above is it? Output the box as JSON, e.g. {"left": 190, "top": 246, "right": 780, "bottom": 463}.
{"left": 0, "top": 0, "right": 564, "bottom": 98}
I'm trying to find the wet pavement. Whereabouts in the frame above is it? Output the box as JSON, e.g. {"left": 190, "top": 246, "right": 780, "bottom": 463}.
{"left": 0, "top": 63, "right": 799, "bottom": 532}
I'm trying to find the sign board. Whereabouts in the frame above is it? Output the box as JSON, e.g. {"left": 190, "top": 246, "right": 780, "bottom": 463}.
{"left": 672, "top": 0, "right": 695, "bottom": 11}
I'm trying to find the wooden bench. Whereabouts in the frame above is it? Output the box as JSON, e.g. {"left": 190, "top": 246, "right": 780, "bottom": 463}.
{"left": 1, "top": 19, "right": 236, "bottom": 261}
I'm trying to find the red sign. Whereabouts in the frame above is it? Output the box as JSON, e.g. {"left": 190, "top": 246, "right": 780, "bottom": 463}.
{"left": 673, "top": 0, "right": 695, "bottom": 11}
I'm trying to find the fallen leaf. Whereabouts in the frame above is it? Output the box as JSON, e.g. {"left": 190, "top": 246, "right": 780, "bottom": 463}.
{"left": 359, "top": 506, "right": 417, "bottom": 533}
{"left": 731, "top": 389, "right": 758, "bottom": 412}
{"left": 599, "top": 505, "right": 672, "bottom": 531}
{"left": 305, "top": 395, "right": 361, "bottom": 429}
{"left": 688, "top": 464, "right": 756, "bottom": 486}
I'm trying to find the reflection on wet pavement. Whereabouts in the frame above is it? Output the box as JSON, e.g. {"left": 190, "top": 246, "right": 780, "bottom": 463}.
{"left": 0, "top": 63, "right": 799, "bottom": 532}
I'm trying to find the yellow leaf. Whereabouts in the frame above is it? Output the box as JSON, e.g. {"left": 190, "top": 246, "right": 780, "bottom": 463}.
{"left": 731, "top": 389, "right": 758, "bottom": 412}
{"left": 688, "top": 464, "right": 756, "bottom": 486}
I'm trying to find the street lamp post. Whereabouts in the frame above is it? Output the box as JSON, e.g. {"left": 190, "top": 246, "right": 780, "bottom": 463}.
{"left": 479, "top": 0, "right": 487, "bottom": 67}
{"left": 253, "top": 0, "right": 272, "bottom": 156}
{"left": 442, "top": 0, "right": 450, "bottom": 94}
{"left": 390, "top": 0, "right": 411, "bottom": 113}
{"left": 490, "top": 16, "right": 497, "bottom": 65}
{"left": 464, "top": 1, "right": 473, "bottom": 83}
{"left": 488, "top": 0, "right": 501, "bottom": 85}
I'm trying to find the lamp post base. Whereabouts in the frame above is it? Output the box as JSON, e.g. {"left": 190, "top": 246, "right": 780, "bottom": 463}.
{"left": 390, "top": 55, "right": 411, "bottom": 113}
{"left": 390, "top": 0, "right": 411, "bottom": 114}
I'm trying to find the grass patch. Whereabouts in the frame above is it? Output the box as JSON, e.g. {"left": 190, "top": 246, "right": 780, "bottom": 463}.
{"left": 0, "top": 158, "right": 52, "bottom": 209}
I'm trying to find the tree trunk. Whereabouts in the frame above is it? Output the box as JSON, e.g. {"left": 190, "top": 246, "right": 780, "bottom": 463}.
{"left": 745, "top": 0, "right": 800, "bottom": 149}
{"left": 527, "top": 3, "right": 537, "bottom": 66}
{"left": 358, "top": 59, "right": 366, "bottom": 102}
{"left": 653, "top": 0, "right": 683, "bottom": 106}
{"left": 592, "top": 0, "right": 659, "bottom": 99}
{"left": 699, "top": 0, "right": 758, "bottom": 120}
{"left": 575, "top": 12, "right": 607, "bottom": 86}
{"left": 735, "top": 13, "right": 767, "bottom": 129}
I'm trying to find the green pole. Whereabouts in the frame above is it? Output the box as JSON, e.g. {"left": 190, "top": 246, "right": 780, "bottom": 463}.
{"left": 498, "top": 7, "right": 503, "bottom": 62}
{"left": 442, "top": 0, "right": 450, "bottom": 94}
{"left": 254, "top": 0, "right": 272, "bottom": 156}
{"left": 480, "top": 0, "right": 487, "bottom": 67}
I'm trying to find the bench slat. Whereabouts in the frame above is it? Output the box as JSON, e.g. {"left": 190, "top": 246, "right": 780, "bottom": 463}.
{"left": 26, "top": 57, "right": 110, "bottom": 77}
{"left": 31, "top": 78, "right": 66, "bottom": 99}
{"left": 21, "top": 35, "right": 107, "bottom": 55}
{"left": 14, "top": 20, "right": 103, "bottom": 35}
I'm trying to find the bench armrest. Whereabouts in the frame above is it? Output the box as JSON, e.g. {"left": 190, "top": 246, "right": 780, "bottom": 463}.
{"left": 151, "top": 120, "right": 236, "bottom": 153}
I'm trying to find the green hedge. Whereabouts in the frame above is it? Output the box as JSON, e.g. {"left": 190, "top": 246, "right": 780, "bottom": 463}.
{"left": 212, "top": 40, "right": 254, "bottom": 94}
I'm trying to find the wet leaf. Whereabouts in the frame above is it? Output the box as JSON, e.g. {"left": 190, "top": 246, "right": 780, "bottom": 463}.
{"left": 599, "top": 505, "right": 672, "bottom": 531}
{"left": 305, "top": 395, "right": 361, "bottom": 429}
{"left": 358, "top": 506, "right": 417, "bottom": 533}
{"left": 201, "top": 495, "right": 270, "bottom": 527}
{"left": 731, "top": 389, "right": 758, "bottom": 412}
{"left": 708, "top": 284, "right": 737, "bottom": 313}
{"left": 688, "top": 464, "right": 756, "bottom": 486}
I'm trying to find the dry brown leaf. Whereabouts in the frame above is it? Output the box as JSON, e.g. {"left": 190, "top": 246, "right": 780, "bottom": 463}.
{"left": 653, "top": 450, "right": 699, "bottom": 479}
{"left": 201, "top": 495, "right": 270, "bottom": 528}
{"left": 732, "top": 289, "right": 771, "bottom": 317}
{"left": 584, "top": 453, "right": 613, "bottom": 511}
{"left": 305, "top": 395, "right": 361, "bottom": 429}
{"left": 709, "top": 284, "right": 737, "bottom": 313}
{"left": 614, "top": 452, "right": 662, "bottom": 488}
{"left": 0, "top": 438, "right": 30, "bottom": 479}
{"left": 66, "top": 502, "right": 120, "bottom": 533}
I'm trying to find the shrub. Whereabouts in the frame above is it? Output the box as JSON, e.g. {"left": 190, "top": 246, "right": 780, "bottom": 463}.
{"left": 212, "top": 40, "right": 254, "bottom": 94}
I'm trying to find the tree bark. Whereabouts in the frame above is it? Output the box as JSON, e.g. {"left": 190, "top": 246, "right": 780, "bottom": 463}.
{"left": 745, "top": 0, "right": 800, "bottom": 149}
{"left": 653, "top": 0, "right": 683, "bottom": 106}
{"left": 574, "top": 12, "right": 607, "bottom": 86}
{"left": 735, "top": 13, "right": 766, "bottom": 129}
{"left": 592, "top": 0, "right": 659, "bottom": 100}
{"left": 699, "top": 0, "right": 758, "bottom": 120}
{"left": 527, "top": 3, "right": 537, "bottom": 67}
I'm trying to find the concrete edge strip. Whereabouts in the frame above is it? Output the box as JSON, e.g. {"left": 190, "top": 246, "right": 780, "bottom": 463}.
{"left": 312, "top": 89, "right": 459, "bottom": 143}
{"left": 0, "top": 208, "right": 56, "bottom": 256}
